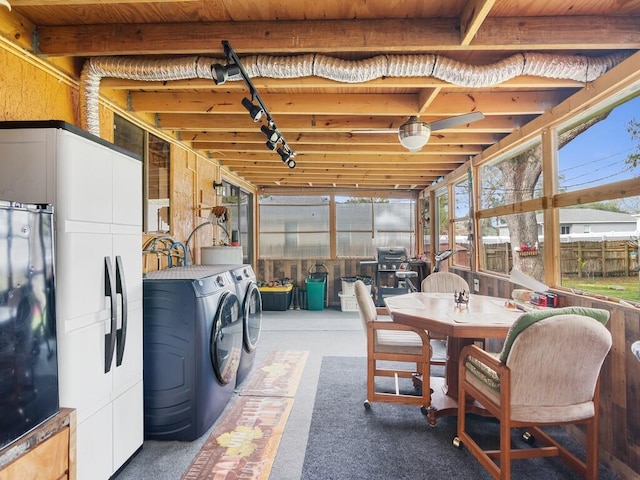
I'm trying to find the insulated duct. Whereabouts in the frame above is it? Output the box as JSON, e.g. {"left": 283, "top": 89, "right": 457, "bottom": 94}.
{"left": 80, "top": 51, "right": 631, "bottom": 136}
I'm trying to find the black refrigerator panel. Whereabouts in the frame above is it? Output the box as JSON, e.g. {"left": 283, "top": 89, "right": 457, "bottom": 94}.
{"left": 0, "top": 200, "right": 58, "bottom": 450}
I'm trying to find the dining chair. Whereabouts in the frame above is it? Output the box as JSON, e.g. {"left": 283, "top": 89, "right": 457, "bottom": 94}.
{"left": 354, "top": 279, "right": 431, "bottom": 411}
{"left": 454, "top": 307, "right": 612, "bottom": 480}
{"left": 420, "top": 271, "right": 471, "bottom": 364}
{"left": 420, "top": 271, "right": 469, "bottom": 294}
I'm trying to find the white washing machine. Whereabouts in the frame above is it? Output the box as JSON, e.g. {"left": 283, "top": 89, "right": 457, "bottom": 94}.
{"left": 229, "top": 265, "right": 262, "bottom": 386}
{"left": 142, "top": 265, "right": 242, "bottom": 441}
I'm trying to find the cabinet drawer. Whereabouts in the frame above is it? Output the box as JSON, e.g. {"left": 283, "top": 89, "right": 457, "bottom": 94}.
{"left": 0, "top": 428, "right": 69, "bottom": 480}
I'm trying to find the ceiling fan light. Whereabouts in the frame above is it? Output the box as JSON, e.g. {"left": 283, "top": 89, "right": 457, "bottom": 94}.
{"left": 398, "top": 117, "right": 430, "bottom": 152}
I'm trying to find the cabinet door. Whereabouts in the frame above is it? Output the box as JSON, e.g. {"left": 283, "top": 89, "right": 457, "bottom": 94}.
{"left": 112, "top": 381, "right": 143, "bottom": 475}
{"left": 57, "top": 130, "right": 113, "bottom": 225}
{"left": 111, "top": 151, "right": 142, "bottom": 227}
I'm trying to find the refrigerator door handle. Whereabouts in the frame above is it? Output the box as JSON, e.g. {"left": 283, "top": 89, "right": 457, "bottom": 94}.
{"left": 104, "top": 256, "right": 117, "bottom": 373}
{"left": 115, "top": 255, "right": 128, "bottom": 366}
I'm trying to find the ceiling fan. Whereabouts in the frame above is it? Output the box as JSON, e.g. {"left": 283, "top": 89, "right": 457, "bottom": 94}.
{"left": 353, "top": 112, "right": 485, "bottom": 152}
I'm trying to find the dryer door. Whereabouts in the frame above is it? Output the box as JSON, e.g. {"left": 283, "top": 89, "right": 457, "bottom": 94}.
{"left": 243, "top": 282, "right": 262, "bottom": 352}
{"left": 210, "top": 291, "right": 242, "bottom": 384}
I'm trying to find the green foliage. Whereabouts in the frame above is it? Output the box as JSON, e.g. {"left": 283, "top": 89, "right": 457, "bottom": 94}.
{"left": 627, "top": 118, "right": 640, "bottom": 168}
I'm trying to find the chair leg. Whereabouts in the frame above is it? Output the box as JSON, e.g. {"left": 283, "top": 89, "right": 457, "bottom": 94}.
{"left": 366, "top": 357, "right": 375, "bottom": 407}
{"left": 585, "top": 417, "right": 598, "bottom": 480}
{"left": 499, "top": 418, "right": 511, "bottom": 480}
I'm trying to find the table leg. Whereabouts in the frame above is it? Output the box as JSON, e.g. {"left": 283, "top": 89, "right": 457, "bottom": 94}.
{"left": 426, "top": 337, "right": 487, "bottom": 427}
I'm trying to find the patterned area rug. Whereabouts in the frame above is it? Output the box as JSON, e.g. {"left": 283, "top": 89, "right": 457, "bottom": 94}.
{"left": 181, "top": 350, "right": 309, "bottom": 480}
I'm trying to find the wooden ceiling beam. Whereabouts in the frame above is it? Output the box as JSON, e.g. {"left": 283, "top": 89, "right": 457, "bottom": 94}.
{"left": 35, "top": 17, "right": 640, "bottom": 56}
{"left": 185, "top": 131, "right": 498, "bottom": 145}
{"left": 130, "top": 92, "right": 420, "bottom": 115}
{"left": 158, "top": 113, "right": 532, "bottom": 132}
{"left": 212, "top": 153, "right": 468, "bottom": 164}
{"left": 195, "top": 142, "right": 481, "bottom": 155}
{"left": 460, "top": 0, "right": 496, "bottom": 45}
{"left": 101, "top": 75, "right": 584, "bottom": 90}
{"left": 133, "top": 91, "right": 560, "bottom": 115}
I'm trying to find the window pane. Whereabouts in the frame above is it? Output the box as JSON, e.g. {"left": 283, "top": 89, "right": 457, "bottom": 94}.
{"left": 421, "top": 198, "right": 431, "bottom": 258}
{"left": 558, "top": 94, "right": 640, "bottom": 192}
{"left": 480, "top": 138, "right": 543, "bottom": 210}
{"left": 259, "top": 195, "right": 330, "bottom": 259}
{"left": 454, "top": 178, "right": 470, "bottom": 219}
{"left": 479, "top": 212, "right": 544, "bottom": 279}
{"left": 146, "top": 134, "right": 171, "bottom": 233}
{"left": 556, "top": 90, "right": 640, "bottom": 302}
{"left": 559, "top": 201, "right": 640, "bottom": 303}
{"left": 260, "top": 232, "right": 330, "bottom": 259}
{"left": 336, "top": 197, "right": 415, "bottom": 257}
{"left": 436, "top": 190, "right": 449, "bottom": 252}
{"left": 453, "top": 220, "right": 471, "bottom": 268}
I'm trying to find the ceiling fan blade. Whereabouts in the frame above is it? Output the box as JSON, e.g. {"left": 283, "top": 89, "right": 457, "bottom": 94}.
{"left": 350, "top": 129, "right": 397, "bottom": 134}
{"left": 429, "top": 112, "right": 484, "bottom": 131}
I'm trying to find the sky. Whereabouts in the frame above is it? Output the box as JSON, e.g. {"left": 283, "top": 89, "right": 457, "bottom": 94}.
{"left": 558, "top": 93, "right": 640, "bottom": 197}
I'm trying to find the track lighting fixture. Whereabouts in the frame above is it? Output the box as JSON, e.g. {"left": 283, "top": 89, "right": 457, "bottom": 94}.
{"left": 211, "top": 63, "right": 241, "bottom": 85}
{"left": 241, "top": 97, "right": 264, "bottom": 122}
{"left": 217, "top": 40, "right": 297, "bottom": 169}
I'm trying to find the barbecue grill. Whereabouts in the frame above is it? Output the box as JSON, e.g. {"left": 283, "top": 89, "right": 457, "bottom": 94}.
{"left": 376, "top": 247, "right": 408, "bottom": 272}
{"left": 375, "top": 247, "right": 409, "bottom": 306}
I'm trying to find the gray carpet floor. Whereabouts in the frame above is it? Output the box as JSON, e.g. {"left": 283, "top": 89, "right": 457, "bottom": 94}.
{"left": 301, "top": 356, "right": 621, "bottom": 480}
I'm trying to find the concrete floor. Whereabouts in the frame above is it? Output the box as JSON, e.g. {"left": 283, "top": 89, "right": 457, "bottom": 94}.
{"left": 115, "top": 307, "right": 366, "bottom": 480}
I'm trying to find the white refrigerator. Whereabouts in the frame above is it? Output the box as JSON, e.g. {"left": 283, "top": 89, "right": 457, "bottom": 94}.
{"left": 0, "top": 121, "right": 143, "bottom": 480}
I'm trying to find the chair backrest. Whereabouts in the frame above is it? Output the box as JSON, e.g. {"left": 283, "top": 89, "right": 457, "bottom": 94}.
{"left": 503, "top": 308, "right": 612, "bottom": 408}
{"left": 354, "top": 279, "right": 376, "bottom": 331}
{"left": 421, "top": 271, "right": 469, "bottom": 293}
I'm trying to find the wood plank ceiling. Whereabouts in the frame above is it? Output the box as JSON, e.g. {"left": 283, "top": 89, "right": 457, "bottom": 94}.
{"left": 3, "top": 0, "right": 640, "bottom": 192}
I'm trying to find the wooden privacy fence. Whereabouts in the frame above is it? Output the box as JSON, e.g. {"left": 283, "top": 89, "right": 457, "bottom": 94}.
{"left": 484, "top": 240, "right": 639, "bottom": 277}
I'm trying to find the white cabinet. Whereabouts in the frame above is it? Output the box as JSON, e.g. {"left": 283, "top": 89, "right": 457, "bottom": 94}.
{"left": 0, "top": 122, "right": 143, "bottom": 480}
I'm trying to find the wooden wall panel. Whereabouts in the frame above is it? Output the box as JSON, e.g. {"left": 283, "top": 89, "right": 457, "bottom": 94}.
{"left": 0, "top": 47, "right": 76, "bottom": 123}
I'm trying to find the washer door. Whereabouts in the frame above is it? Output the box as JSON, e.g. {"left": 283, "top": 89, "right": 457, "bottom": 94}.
{"left": 210, "top": 291, "right": 242, "bottom": 384}
{"left": 242, "top": 282, "right": 262, "bottom": 352}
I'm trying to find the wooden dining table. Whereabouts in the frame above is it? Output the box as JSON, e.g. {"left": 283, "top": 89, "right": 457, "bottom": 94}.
{"left": 384, "top": 292, "right": 523, "bottom": 426}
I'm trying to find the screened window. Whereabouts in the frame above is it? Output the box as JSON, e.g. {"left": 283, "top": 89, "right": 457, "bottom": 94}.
{"left": 336, "top": 197, "right": 415, "bottom": 257}
{"left": 479, "top": 212, "right": 544, "bottom": 276}
{"left": 452, "top": 175, "right": 472, "bottom": 268}
{"left": 221, "top": 182, "right": 253, "bottom": 263}
{"left": 556, "top": 90, "right": 640, "bottom": 301}
{"left": 435, "top": 188, "right": 449, "bottom": 254}
{"left": 478, "top": 137, "right": 545, "bottom": 282}
{"left": 113, "top": 114, "right": 170, "bottom": 233}
{"left": 259, "top": 195, "right": 330, "bottom": 258}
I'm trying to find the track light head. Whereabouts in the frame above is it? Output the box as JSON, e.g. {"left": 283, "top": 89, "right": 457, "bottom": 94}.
{"left": 211, "top": 63, "right": 241, "bottom": 85}
{"left": 242, "top": 97, "right": 264, "bottom": 122}
{"left": 261, "top": 124, "right": 280, "bottom": 143}
{"left": 277, "top": 146, "right": 296, "bottom": 168}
